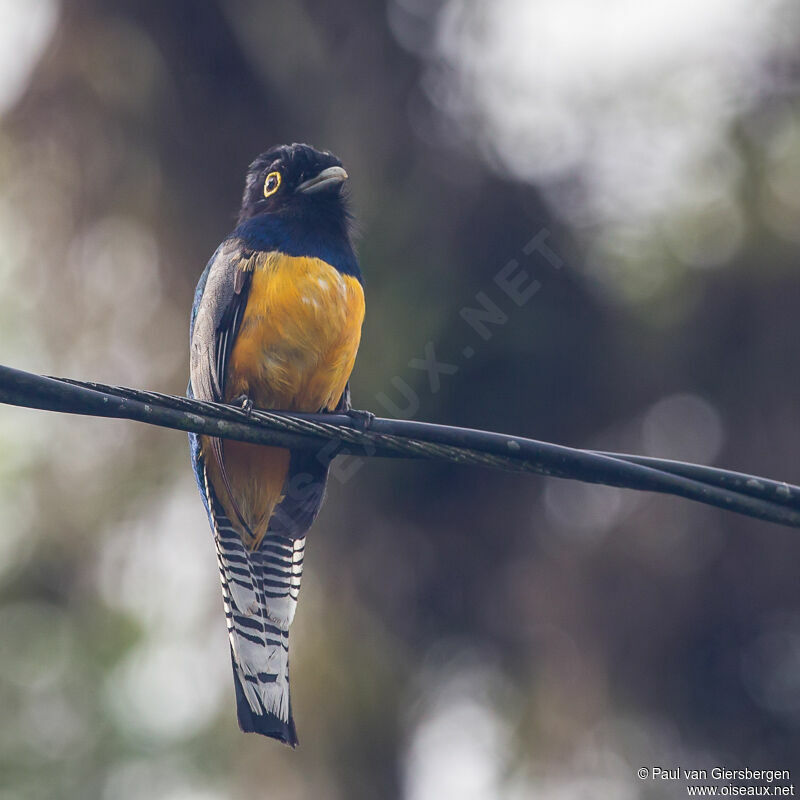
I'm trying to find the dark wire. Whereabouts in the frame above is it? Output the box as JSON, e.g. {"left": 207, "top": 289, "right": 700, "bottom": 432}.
{"left": 0, "top": 363, "right": 798, "bottom": 529}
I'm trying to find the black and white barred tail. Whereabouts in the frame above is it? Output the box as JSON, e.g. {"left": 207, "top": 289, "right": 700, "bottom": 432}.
{"left": 203, "top": 464, "right": 304, "bottom": 746}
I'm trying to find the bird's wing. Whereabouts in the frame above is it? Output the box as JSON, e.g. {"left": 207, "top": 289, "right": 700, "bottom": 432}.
{"left": 189, "top": 238, "right": 254, "bottom": 534}
{"left": 189, "top": 238, "right": 252, "bottom": 403}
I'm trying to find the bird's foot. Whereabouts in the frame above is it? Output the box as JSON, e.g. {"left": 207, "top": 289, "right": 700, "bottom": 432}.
{"left": 345, "top": 408, "right": 375, "bottom": 431}
{"left": 232, "top": 394, "right": 255, "bottom": 417}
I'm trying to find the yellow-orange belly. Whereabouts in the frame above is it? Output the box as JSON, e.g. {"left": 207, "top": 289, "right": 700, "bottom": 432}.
{"left": 203, "top": 252, "right": 365, "bottom": 547}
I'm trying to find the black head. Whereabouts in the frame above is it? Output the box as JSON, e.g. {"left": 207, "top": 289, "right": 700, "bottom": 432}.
{"left": 237, "top": 143, "right": 350, "bottom": 227}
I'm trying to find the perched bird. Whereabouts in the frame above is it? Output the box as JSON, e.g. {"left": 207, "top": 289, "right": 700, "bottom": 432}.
{"left": 188, "top": 143, "right": 364, "bottom": 746}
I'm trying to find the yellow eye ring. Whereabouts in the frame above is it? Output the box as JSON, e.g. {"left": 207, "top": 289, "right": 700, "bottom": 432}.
{"left": 263, "top": 171, "right": 281, "bottom": 197}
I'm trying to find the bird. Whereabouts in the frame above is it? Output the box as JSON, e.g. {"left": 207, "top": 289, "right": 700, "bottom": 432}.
{"left": 188, "top": 143, "right": 365, "bottom": 746}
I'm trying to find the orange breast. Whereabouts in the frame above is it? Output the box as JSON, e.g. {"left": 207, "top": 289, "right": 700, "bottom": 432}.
{"left": 203, "top": 253, "right": 365, "bottom": 547}
{"left": 227, "top": 252, "right": 365, "bottom": 411}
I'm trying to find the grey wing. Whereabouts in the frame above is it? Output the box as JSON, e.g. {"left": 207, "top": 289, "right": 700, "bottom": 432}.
{"left": 190, "top": 238, "right": 255, "bottom": 536}
{"left": 190, "top": 238, "right": 252, "bottom": 403}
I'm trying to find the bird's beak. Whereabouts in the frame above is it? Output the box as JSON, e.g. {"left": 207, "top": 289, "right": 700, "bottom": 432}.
{"left": 296, "top": 165, "right": 348, "bottom": 194}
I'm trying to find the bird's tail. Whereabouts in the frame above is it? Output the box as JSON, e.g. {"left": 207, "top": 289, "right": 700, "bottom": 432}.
{"left": 203, "top": 464, "right": 303, "bottom": 746}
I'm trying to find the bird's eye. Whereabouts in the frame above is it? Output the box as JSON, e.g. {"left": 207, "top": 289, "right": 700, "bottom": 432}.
{"left": 263, "top": 171, "right": 281, "bottom": 198}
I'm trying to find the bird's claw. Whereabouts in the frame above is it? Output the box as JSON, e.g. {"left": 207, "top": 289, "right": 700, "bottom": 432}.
{"left": 345, "top": 408, "right": 375, "bottom": 432}
{"left": 232, "top": 394, "right": 255, "bottom": 417}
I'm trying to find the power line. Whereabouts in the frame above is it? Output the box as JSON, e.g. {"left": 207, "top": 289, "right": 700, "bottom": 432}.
{"left": 1, "top": 363, "right": 798, "bottom": 528}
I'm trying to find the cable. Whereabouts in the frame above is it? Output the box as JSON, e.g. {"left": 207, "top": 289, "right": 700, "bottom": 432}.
{"left": 1, "top": 363, "right": 798, "bottom": 529}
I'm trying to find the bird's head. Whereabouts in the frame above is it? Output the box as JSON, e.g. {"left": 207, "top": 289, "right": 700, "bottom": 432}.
{"left": 237, "top": 143, "right": 350, "bottom": 228}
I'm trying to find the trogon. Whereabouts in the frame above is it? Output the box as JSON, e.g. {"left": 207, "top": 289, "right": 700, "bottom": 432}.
{"left": 188, "top": 143, "right": 364, "bottom": 746}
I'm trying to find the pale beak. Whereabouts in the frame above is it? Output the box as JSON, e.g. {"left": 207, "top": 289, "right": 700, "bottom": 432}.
{"left": 296, "top": 165, "right": 348, "bottom": 194}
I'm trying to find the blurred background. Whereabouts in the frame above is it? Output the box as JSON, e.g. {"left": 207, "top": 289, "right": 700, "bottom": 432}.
{"left": 0, "top": 1, "right": 799, "bottom": 798}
